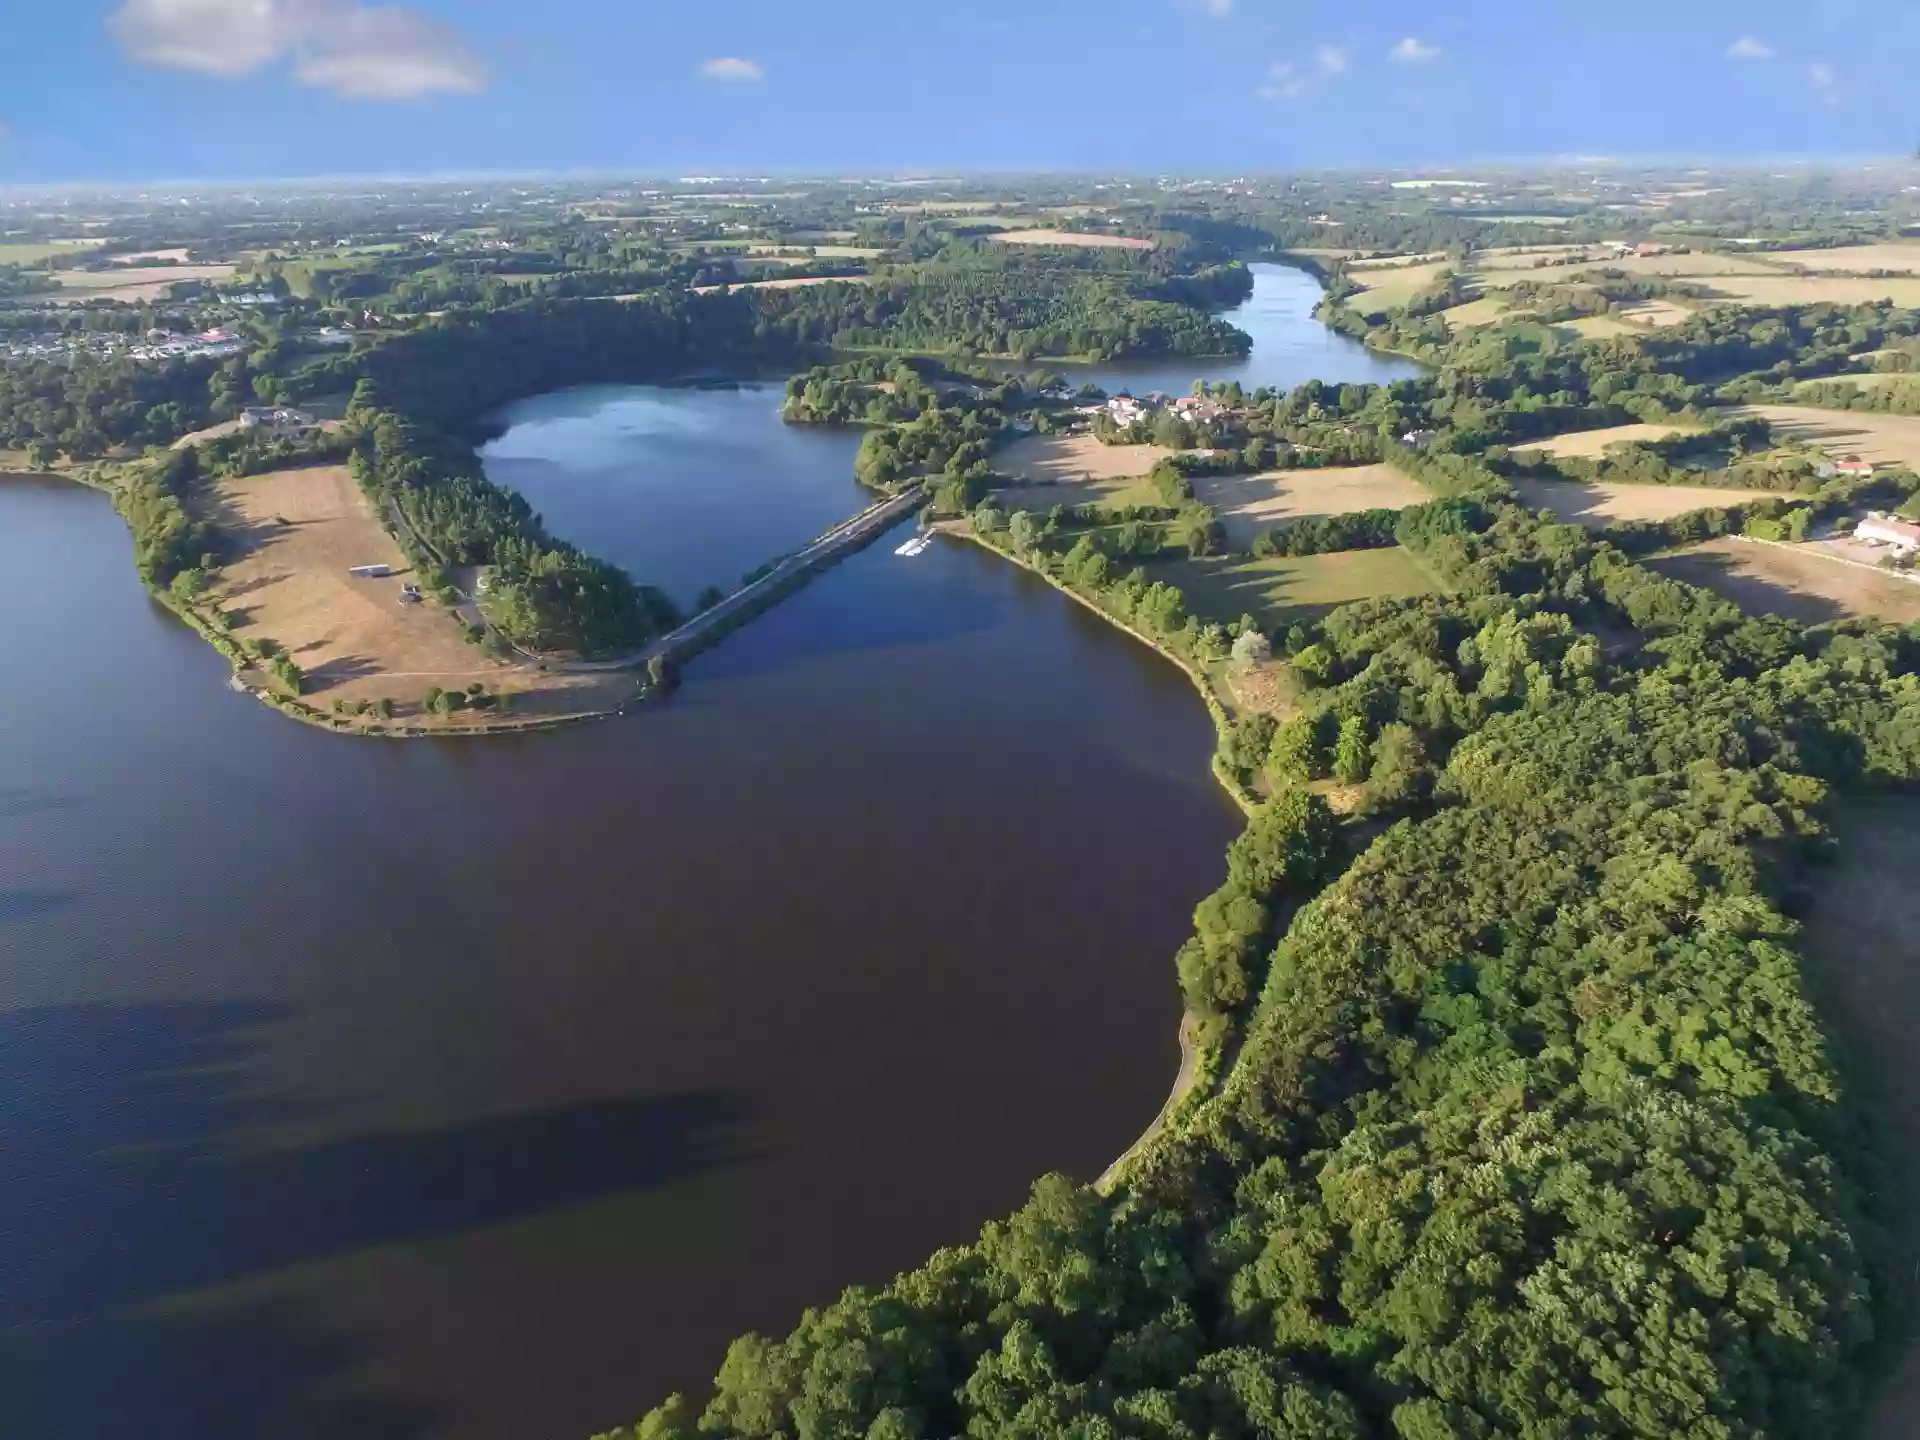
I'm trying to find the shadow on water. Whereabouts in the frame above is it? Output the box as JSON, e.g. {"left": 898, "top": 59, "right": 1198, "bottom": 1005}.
{"left": 3, "top": 1294, "right": 447, "bottom": 1440}
{"left": 1, "top": 1003, "right": 755, "bottom": 1325}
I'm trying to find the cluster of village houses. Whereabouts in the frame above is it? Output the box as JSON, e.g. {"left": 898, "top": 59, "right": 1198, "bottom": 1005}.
{"left": 1076, "top": 391, "right": 1241, "bottom": 429}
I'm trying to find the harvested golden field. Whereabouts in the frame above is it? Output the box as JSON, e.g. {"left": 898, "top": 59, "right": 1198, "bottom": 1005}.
{"left": 1473, "top": 244, "right": 1607, "bottom": 270}
{"left": 1157, "top": 547, "right": 1440, "bottom": 630}
{"left": 1582, "top": 251, "right": 1783, "bottom": 279}
{"left": 1511, "top": 421, "right": 1701, "bottom": 458}
{"left": 989, "top": 230, "right": 1154, "bottom": 250}
{"left": 207, "top": 465, "right": 623, "bottom": 724}
{"left": 1698, "top": 274, "right": 1920, "bottom": 308}
{"left": 33, "top": 262, "right": 236, "bottom": 305}
{"left": 1763, "top": 243, "right": 1920, "bottom": 275}
{"left": 1192, "top": 464, "right": 1432, "bottom": 548}
{"left": 1510, "top": 476, "right": 1775, "bottom": 525}
{"left": 999, "top": 433, "right": 1184, "bottom": 483}
{"left": 1647, "top": 537, "right": 1920, "bottom": 625}
{"left": 1734, "top": 404, "right": 1920, "bottom": 469}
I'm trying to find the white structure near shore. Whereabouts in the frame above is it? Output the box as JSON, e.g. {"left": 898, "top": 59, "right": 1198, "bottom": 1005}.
{"left": 1854, "top": 512, "right": 1920, "bottom": 553}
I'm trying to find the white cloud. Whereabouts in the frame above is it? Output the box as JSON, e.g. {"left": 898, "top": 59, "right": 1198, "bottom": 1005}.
{"left": 107, "top": 0, "right": 486, "bottom": 99}
{"left": 1727, "top": 35, "right": 1775, "bottom": 60}
{"left": 1259, "top": 45, "right": 1347, "bottom": 101}
{"left": 1388, "top": 36, "right": 1441, "bottom": 63}
{"left": 1185, "top": 0, "right": 1233, "bottom": 15}
{"left": 700, "top": 56, "right": 765, "bottom": 82}
{"left": 1809, "top": 61, "right": 1842, "bottom": 104}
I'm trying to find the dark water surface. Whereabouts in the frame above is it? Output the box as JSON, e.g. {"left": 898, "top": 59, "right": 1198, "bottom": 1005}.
{"left": 0, "top": 465, "right": 1238, "bottom": 1438}
{"left": 4, "top": 263, "right": 1380, "bottom": 1440}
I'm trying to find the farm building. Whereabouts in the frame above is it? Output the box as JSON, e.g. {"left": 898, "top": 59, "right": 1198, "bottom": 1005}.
{"left": 1855, "top": 513, "right": 1920, "bottom": 552}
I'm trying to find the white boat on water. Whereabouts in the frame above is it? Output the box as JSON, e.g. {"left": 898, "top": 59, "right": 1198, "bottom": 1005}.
{"left": 894, "top": 533, "right": 933, "bottom": 557}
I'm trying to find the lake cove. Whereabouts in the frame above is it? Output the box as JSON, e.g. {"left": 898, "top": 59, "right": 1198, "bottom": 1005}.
{"left": 1055, "top": 261, "right": 1426, "bottom": 397}
{"left": 0, "top": 470, "right": 1240, "bottom": 1440}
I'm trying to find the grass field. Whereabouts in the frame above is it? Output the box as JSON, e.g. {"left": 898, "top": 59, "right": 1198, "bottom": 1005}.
{"left": 1192, "top": 464, "right": 1432, "bottom": 547}
{"left": 989, "top": 230, "right": 1153, "bottom": 250}
{"left": 1436, "top": 295, "right": 1512, "bottom": 328}
{"left": 1647, "top": 536, "right": 1920, "bottom": 625}
{"left": 1155, "top": 546, "right": 1439, "bottom": 630}
{"left": 0, "top": 240, "right": 104, "bottom": 265}
{"left": 1511, "top": 421, "right": 1701, "bottom": 458}
{"left": 1734, "top": 404, "right": 1920, "bottom": 469}
{"left": 207, "top": 465, "right": 623, "bottom": 723}
{"left": 1797, "top": 796, "right": 1920, "bottom": 1440}
{"left": 1511, "top": 476, "right": 1775, "bottom": 525}
{"left": 1341, "top": 259, "right": 1454, "bottom": 310}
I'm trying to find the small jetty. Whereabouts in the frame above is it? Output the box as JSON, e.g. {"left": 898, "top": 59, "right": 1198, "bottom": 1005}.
{"left": 894, "top": 533, "right": 933, "bottom": 557}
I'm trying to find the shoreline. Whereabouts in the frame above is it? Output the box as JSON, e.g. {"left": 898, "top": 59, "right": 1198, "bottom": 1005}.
{"left": 941, "top": 525, "right": 1262, "bottom": 1186}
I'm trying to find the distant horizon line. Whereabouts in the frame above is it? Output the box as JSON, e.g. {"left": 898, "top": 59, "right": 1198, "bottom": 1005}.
{"left": 3, "top": 153, "right": 1917, "bottom": 196}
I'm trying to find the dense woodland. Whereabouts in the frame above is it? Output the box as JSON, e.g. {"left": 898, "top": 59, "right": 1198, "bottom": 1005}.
{"left": 584, "top": 276, "right": 1920, "bottom": 1438}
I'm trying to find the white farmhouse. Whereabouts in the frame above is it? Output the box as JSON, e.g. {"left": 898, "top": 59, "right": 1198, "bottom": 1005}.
{"left": 1855, "top": 513, "right": 1920, "bottom": 552}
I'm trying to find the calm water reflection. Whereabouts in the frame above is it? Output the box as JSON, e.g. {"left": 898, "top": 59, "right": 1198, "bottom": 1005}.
{"left": 1060, "top": 261, "right": 1425, "bottom": 397}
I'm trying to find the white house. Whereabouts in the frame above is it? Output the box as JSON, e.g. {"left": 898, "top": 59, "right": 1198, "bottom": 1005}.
{"left": 1855, "top": 513, "right": 1920, "bottom": 552}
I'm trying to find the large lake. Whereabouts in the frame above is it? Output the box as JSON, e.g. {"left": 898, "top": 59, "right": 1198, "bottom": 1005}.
{"left": 1, "top": 261, "right": 1391, "bottom": 1440}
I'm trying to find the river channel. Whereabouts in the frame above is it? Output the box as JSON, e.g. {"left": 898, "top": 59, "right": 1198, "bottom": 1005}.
{"left": 1, "top": 262, "right": 1409, "bottom": 1440}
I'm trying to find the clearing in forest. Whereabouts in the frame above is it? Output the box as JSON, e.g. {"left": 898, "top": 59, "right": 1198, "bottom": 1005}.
{"left": 988, "top": 230, "right": 1154, "bottom": 250}
{"left": 1191, "top": 464, "right": 1432, "bottom": 548}
{"left": 1510, "top": 476, "right": 1776, "bottom": 525}
{"left": 206, "top": 465, "right": 623, "bottom": 724}
{"left": 1646, "top": 536, "right": 1920, "bottom": 625}
{"left": 1157, "top": 546, "right": 1439, "bottom": 631}
{"left": 1797, "top": 796, "right": 1920, "bottom": 1440}
{"left": 1733, "top": 404, "right": 1920, "bottom": 470}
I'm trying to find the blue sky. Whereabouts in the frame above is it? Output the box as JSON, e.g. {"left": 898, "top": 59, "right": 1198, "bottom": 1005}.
{"left": 1, "top": 0, "right": 1914, "bottom": 183}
